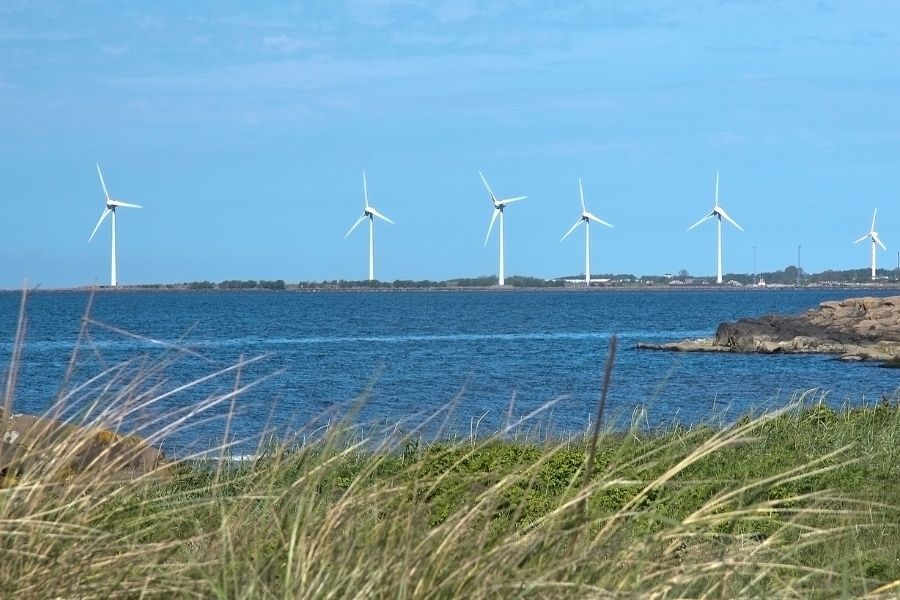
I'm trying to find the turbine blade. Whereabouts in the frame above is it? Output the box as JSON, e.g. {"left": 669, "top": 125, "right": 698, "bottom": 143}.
{"left": 687, "top": 212, "right": 715, "bottom": 231}
{"left": 871, "top": 208, "right": 877, "bottom": 232}
{"left": 478, "top": 171, "right": 497, "bottom": 205}
{"left": 852, "top": 233, "right": 869, "bottom": 245}
{"left": 717, "top": 207, "right": 743, "bottom": 231}
{"left": 560, "top": 218, "right": 583, "bottom": 241}
{"left": 585, "top": 212, "right": 613, "bottom": 228}
{"left": 363, "top": 170, "right": 369, "bottom": 208}
{"left": 484, "top": 208, "right": 499, "bottom": 246}
{"left": 109, "top": 200, "right": 142, "bottom": 209}
{"left": 344, "top": 214, "right": 367, "bottom": 238}
{"left": 499, "top": 195, "right": 526, "bottom": 206}
{"left": 579, "top": 178, "right": 585, "bottom": 213}
{"left": 96, "top": 163, "right": 110, "bottom": 200}
{"left": 368, "top": 207, "right": 394, "bottom": 224}
{"left": 873, "top": 232, "right": 887, "bottom": 250}
{"left": 89, "top": 208, "right": 111, "bottom": 241}
{"left": 714, "top": 170, "right": 719, "bottom": 207}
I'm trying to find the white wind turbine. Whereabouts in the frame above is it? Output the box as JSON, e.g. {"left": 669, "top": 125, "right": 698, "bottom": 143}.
{"left": 687, "top": 170, "right": 743, "bottom": 284}
{"left": 560, "top": 178, "right": 613, "bottom": 285}
{"left": 853, "top": 208, "right": 887, "bottom": 281}
{"left": 344, "top": 171, "right": 394, "bottom": 281}
{"left": 480, "top": 171, "right": 526, "bottom": 286}
{"left": 89, "top": 163, "right": 142, "bottom": 287}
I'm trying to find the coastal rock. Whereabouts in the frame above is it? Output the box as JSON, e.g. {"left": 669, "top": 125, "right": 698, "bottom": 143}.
{"left": 0, "top": 409, "right": 168, "bottom": 483}
{"left": 637, "top": 296, "right": 900, "bottom": 361}
{"left": 636, "top": 338, "right": 727, "bottom": 353}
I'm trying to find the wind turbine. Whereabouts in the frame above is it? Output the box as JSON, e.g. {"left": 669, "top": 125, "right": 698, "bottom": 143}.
{"left": 687, "top": 170, "right": 743, "bottom": 284}
{"left": 560, "top": 178, "right": 613, "bottom": 285}
{"left": 480, "top": 171, "right": 526, "bottom": 286}
{"left": 853, "top": 209, "right": 887, "bottom": 281}
{"left": 344, "top": 171, "right": 394, "bottom": 281}
{"left": 89, "top": 163, "right": 142, "bottom": 287}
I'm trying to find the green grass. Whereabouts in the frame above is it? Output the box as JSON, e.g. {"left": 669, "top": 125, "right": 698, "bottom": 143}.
{"left": 2, "top": 397, "right": 900, "bottom": 598}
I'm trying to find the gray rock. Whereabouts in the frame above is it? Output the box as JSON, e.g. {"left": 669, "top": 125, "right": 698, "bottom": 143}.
{"left": 1, "top": 409, "right": 169, "bottom": 483}
{"left": 640, "top": 295, "right": 900, "bottom": 361}
{"left": 758, "top": 341, "right": 781, "bottom": 354}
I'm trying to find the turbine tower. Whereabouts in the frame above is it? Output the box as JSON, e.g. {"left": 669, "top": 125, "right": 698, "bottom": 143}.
{"left": 687, "top": 171, "right": 743, "bottom": 284}
{"left": 560, "top": 178, "right": 613, "bottom": 285}
{"left": 89, "top": 163, "right": 142, "bottom": 287}
{"left": 345, "top": 171, "right": 394, "bottom": 281}
{"left": 853, "top": 209, "right": 887, "bottom": 281}
{"left": 480, "top": 171, "right": 526, "bottom": 286}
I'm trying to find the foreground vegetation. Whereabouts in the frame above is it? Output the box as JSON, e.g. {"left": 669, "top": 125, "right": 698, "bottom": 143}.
{"left": 1, "top": 292, "right": 898, "bottom": 597}
{"left": 2, "top": 394, "right": 899, "bottom": 598}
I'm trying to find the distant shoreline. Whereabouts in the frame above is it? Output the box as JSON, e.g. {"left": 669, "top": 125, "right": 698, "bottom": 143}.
{"left": 5, "top": 284, "right": 900, "bottom": 294}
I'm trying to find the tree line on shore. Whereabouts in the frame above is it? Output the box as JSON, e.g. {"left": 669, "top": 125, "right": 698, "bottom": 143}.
{"left": 115, "top": 265, "right": 900, "bottom": 291}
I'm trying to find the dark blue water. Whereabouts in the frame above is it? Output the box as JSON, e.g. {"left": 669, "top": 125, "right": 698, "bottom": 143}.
{"left": 1, "top": 289, "right": 898, "bottom": 455}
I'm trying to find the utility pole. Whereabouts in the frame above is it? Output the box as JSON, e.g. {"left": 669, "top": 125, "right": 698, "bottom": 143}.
{"left": 753, "top": 245, "right": 757, "bottom": 285}
{"left": 797, "top": 244, "right": 802, "bottom": 287}
{"left": 896, "top": 250, "right": 899, "bottom": 282}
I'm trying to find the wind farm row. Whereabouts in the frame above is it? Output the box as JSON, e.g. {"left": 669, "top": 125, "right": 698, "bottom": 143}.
{"left": 88, "top": 164, "right": 891, "bottom": 287}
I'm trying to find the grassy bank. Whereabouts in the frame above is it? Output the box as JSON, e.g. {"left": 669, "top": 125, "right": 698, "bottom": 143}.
{"left": 2, "top": 397, "right": 899, "bottom": 598}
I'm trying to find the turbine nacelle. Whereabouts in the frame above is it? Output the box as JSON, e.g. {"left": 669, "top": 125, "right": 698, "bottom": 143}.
{"left": 480, "top": 171, "right": 525, "bottom": 246}
{"left": 713, "top": 206, "right": 743, "bottom": 231}
{"left": 365, "top": 206, "right": 394, "bottom": 224}
{"left": 89, "top": 164, "right": 142, "bottom": 241}
{"left": 561, "top": 182, "right": 613, "bottom": 242}
{"left": 496, "top": 196, "right": 527, "bottom": 209}
{"left": 107, "top": 199, "right": 143, "bottom": 210}
{"left": 853, "top": 209, "right": 887, "bottom": 250}
{"left": 687, "top": 171, "right": 743, "bottom": 232}
{"left": 687, "top": 207, "right": 743, "bottom": 232}
{"left": 345, "top": 171, "right": 394, "bottom": 239}
{"left": 854, "top": 231, "right": 887, "bottom": 250}
{"left": 582, "top": 210, "right": 613, "bottom": 228}
{"left": 480, "top": 171, "right": 525, "bottom": 208}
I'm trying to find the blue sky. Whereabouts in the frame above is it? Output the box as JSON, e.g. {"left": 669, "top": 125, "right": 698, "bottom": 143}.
{"left": 1, "top": 0, "right": 898, "bottom": 287}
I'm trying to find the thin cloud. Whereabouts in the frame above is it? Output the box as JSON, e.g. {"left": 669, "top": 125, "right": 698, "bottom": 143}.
{"left": 0, "top": 27, "right": 80, "bottom": 42}
{"left": 434, "top": 0, "right": 477, "bottom": 23}
{"left": 793, "top": 30, "right": 889, "bottom": 48}
{"left": 263, "top": 34, "right": 316, "bottom": 53}
{"left": 342, "top": 0, "right": 423, "bottom": 27}
{"left": 101, "top": 44, "right": 130, "bottom": 56}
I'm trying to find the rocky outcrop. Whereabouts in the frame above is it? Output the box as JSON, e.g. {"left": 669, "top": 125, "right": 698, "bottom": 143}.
{"left": 1, "top": 409, "right": 168, "bottom": 484}
{"left": 638, "top": 296, "right": 900, "bottom": 361}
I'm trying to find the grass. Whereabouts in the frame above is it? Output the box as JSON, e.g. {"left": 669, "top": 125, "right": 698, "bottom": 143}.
{"left": 3, "top": 399, "right": 899, "bottom": 598}
{"left": 1, "top": 294, "right": 900, "bottom": 597}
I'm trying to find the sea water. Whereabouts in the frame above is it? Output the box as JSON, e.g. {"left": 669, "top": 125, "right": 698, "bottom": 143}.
{"left": 1, "top": 289, "right": 897, "bottom": 455}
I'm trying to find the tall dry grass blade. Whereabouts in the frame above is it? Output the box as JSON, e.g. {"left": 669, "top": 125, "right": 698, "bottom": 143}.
{"left": 214, "top": 353, "right": 242, "bottom": 486}
{"left": 82, "top": 316, "right": 209, "bottom": 361}
{"left": 583, "top": 334, "right": 618, "bottom": 491}
{"left": 2, "top": 286, "right": 29, "bottom": 417}
{"left": 51, "top": 288, "right": 96, "bottom": 422}
{"left": 500, "top": 394, "right": 569, "bottom": 436}
{"left": 590, "top": 403, "right": 798, "bottom": 547}
{"left": 565, "top": 334, "right": 618, "bottom": 557}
